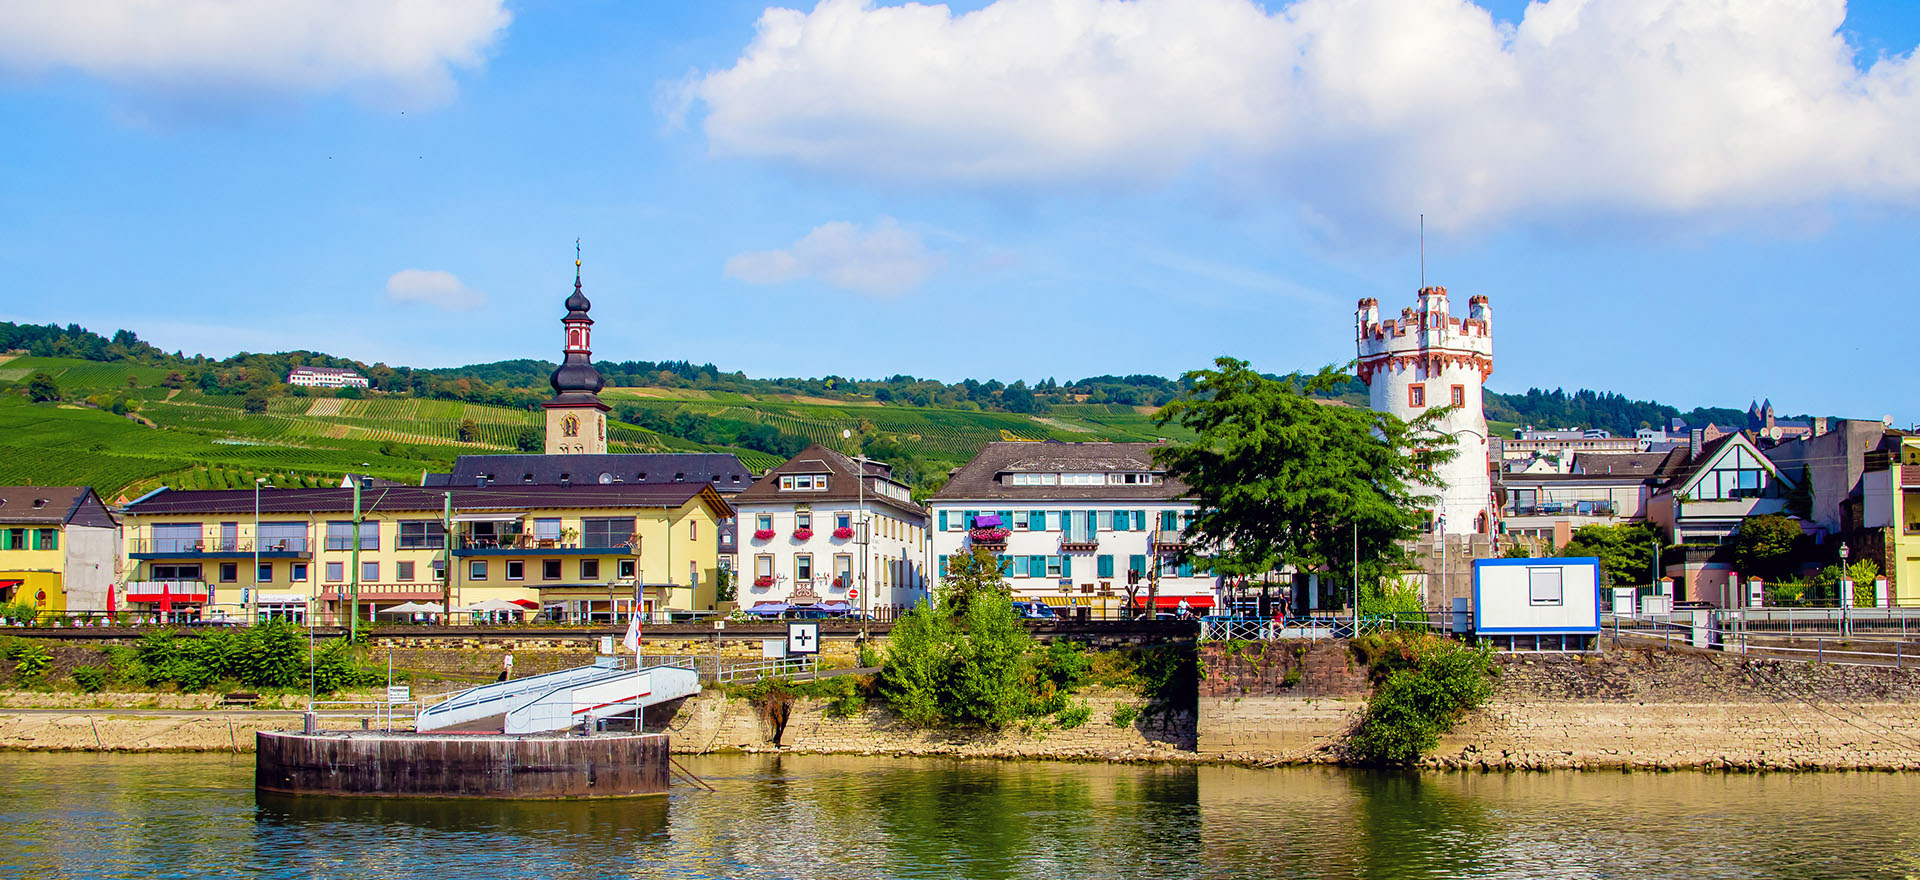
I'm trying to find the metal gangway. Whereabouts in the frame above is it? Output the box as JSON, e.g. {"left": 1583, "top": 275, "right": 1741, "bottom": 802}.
{"left": 416, "top": 658, "right": 702, "bottom": 734}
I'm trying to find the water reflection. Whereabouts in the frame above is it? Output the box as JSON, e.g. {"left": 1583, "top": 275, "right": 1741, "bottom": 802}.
{"left": 4, "top": 752, "right": 1920, "bottom": 879}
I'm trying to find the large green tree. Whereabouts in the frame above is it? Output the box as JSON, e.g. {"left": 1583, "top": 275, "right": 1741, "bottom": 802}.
{"left": 1559, "top": 522, "right": 1664, "bottom": 586}
{"left": 1153, "top": 358, "right": 1453, "bottom": 603}
{"left": 24, "top": 371, "right": 58, "bottom": 402}
{"left": 939, "top": 546, "right": 1010, "bottom": 617}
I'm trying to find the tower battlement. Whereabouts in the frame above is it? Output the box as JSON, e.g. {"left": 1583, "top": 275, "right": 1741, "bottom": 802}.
{"left": 1356, "top": 287, "right": 1492, "bottom": 385}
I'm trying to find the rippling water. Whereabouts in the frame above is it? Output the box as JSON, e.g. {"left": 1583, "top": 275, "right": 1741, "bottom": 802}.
{"left": 5, "top": 752, "right": 1920, "bottom": 879}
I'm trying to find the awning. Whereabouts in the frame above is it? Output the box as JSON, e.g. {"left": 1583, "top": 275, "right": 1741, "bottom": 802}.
{"left": 746, "top": 602, "right": 790, "bottom": 615}
{"left": 457, "top": 599, "right": 527, "bottom": 612}
{"left": 509, "top": 599, "right": 540, "bottom": 609}
{"left": 973, "top": 514, "right": 1004, "bottom": 528}
{"left": 378, "top": 601, "right": 446, "bottom": 614}
{"left": 257, "top": 592, "right": 306, "bottom": 604}
{"left": 1129, "top": 595, "right": 1215, "bottom": 610}
{"left": 452, "top": 513, "right": 525, "bottom": 523}
{"left": 815, "top": 601, "right": 852, "bottom": 611}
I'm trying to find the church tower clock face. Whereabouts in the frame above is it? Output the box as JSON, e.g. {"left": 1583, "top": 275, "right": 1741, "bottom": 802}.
{"left": 563, "top": 414, "right": 580, "bottom": 437}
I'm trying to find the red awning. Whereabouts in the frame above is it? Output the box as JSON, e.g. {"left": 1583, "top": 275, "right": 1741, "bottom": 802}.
{"left": 1129, "top": 595, "right": 1214, "bottom": 610}
{"left": 510, "top": 599, "right": 540, "bottom": 609}
{"left": 0, "top": 579, "right": 22, "bottom": 590}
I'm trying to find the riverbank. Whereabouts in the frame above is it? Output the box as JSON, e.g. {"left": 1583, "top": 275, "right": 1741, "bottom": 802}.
{"left": 8, "top": 643, "right": 1920, "bottom": 770}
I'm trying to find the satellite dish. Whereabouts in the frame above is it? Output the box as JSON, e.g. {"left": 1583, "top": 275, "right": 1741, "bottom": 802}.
{"left": 598, "top": 473, "right": 613, "bottom": 484}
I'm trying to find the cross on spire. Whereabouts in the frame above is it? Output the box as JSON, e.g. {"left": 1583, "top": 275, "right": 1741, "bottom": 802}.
{"left": 574, "top": 237, "right": 581, "bottom": 282}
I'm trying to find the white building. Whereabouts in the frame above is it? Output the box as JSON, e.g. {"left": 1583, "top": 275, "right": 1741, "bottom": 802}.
{"left": 1357, "top": 287, "right": 1494, "bottom": 535}
{"left": 286, "top": 366, "right": 370, "bottom": 389}
{"left": 929, "top": 441, "right": 1217, "bottom": 619}
{"left": 730, "top": 444, "right": 929, "bottom": 617}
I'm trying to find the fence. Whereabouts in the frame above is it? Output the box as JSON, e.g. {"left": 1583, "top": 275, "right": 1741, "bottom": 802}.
{"left": 635, "top": 653, "right": 817, "bottom": 684}
{"left": 1198, "top": 612, "right": 1449, "bottom": 642}
{"left": 306, "top": 699, "right": 421, "bottom": 731}
{"left": 1604, "top": 611, "right": 1920, "bottom": 669}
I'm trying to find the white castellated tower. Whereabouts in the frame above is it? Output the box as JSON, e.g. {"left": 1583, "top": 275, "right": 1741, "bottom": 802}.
{"left": 1356, "top": 287, "right": 1493, "bottom": 535}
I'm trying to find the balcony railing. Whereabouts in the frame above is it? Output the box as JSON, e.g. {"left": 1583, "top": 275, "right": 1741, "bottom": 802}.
{"left": 1508, "top": 502, "right": 1616, "bottom": 518}
{"left": 1150, "top": 530, "right": 1188, "bottom": 552}
{"left": 322, "top": 537, "right": 379, "bottom": 551}
{"left": 131, "top": 536, "right": 311, "bottom": 555}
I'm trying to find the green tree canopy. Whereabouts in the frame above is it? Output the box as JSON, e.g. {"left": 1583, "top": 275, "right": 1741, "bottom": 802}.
{"left": 1152, "top": 358, "right": 1452, "bottom": 600}
{"left": 24, "top": 371, "right": 59, "bottom": 402}
{"left": 939, "top": 546, "right": 1010, "bottom": 617}
{"left": 1559, "top": 522, "right": 1664, "bottom": 586}
{"left": 1729, "top": 514, "right": 1805, "bottom": 581}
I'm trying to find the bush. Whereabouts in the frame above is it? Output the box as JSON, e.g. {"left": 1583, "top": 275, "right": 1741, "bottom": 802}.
{"left": 1110, "top": 703, "right": 1140, "bottom": 728}
{"left": 856, "top": 641, "right": 882, "bottom": 669}
{"left": 72, "top": 665, "right": 106, "bottom": 693}
{"left": 943, "top": 597, "right": 1033, "bottom": 728}
{"left": 1346, "top": 634, "right": 1494, "bottom": 765}
{"left": 877, "top": 601, "right": 956, "bottom": 726}
{"left": 1056, "top": 703, "right": 1092, "bottom": 729}
{"left": 1036, "top": 639, "right": 1090, "bottom": 691}
{"left": 134, "top": 624, "right": 366, "bottom": 694}
{"left": 12, "top": 642, "right": 52, "bottom": 684}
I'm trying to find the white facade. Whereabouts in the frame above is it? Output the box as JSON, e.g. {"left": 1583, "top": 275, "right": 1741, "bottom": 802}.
{"left": 734, "top": 500, "right": 929, "bottom": 615}
{"left": 1357, "top": 286, "right": 1493, "bottom": 535}
{"left": 928, "top": 501, "right": 1217, "bottom": 614}
{"left": 287, "top": 367, "right": 370, "bottom": 389}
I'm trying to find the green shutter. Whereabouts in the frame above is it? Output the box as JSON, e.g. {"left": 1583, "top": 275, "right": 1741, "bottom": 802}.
{"left": 1097, "top": 555, "right": 1114, "bottom": 578}
{"left": 997, "top": 510, "right": 1013, "bottom": 526}
{"left": 1179, "top": 561, "right": 1194, "bottom": 578}
{"left": 938, "top": 555, "right": 948, "bottom": 577}
{"left": 1031, "top": 510, "right": 1046, "bottom": 531}
{"left": 1029, "top": 554, "right": 1046, "bottom": 577}
{"left": 27, "top": 529, "right": 39, "bottom": 550}
{"left": 1129, "top": 554, "right": 1146, "bottom": 575}
{"left": 1134, "top": 511, "right": 1147, "bottom": 530}
{"left": 999, "top": 556, "right": 1013, "bottom": 575}
{"left": 1011, "top": 556, "right": 1027, "bottom": 577}
{"left": 1062, "top": 555, "right": 1073, "bottom": 577}
{"left": 964, "top": 510, "right": 979, "bottom": 528}
{"left": 939, "top": 511, "right": 948, "bottom": 531}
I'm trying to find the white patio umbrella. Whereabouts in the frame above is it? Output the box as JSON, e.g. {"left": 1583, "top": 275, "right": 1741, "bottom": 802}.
{"left": 458, "top": 599, "right": 526, "bottom": 613}
{"left": 377, "top": 601, "right": 445, "bottom": 615}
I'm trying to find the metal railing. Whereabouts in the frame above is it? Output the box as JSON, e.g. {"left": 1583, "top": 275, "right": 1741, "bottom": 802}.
{"left": 636, "top": 653, "right": 818, "bottom": 683}
{"left": 1198, "top": 613, "right": 1447, "bottom": 642}
{"left": 130, "top": 536, "right": 312, "bottom": 554}
{"left": 308, "top": 700, "right": 421, "bottom": 731}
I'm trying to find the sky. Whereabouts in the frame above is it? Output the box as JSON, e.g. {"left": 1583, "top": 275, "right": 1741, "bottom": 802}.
{"left": 1, "top": 0, "right": 1917, "bottom": 425}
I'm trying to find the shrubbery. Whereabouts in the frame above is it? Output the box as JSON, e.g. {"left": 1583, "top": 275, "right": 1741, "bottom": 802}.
{"left": 1346, "top": 632, "right": 1495, "bottom": 765}
{"left": 133, "top": 622, "right": 372, "bottom": 693}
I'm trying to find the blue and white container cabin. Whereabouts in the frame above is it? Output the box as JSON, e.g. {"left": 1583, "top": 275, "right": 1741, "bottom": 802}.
{"left": 1471, "top": 557, "right": 1602, "bottom": 652}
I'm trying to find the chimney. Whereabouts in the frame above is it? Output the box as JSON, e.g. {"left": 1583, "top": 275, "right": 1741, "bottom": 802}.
{"left": 1689, "top": 429, "right": 1704, "bottom": 460}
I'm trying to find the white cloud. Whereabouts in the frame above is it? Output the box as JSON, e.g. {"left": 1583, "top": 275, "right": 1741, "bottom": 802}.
{"left": 0, "top": 0, "right": 510, "bottom": 110}
{"left": 386, "top": 269, "right": 487, "bottom": 310}
{"left": 724, "top": 217, "right": 945, "bottom": 296}
{"left": 690, "top": 0, "right": 1920, "bottom": 235}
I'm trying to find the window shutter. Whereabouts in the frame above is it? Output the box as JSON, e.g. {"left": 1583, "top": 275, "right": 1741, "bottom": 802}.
{"left": 938, "top": 511, "right": 948, "bottom": 531}
{"left": 1012, "top": 556, "right": 1027, "bottom": 577}
{"left": 964, "top": 510, "right": 978, "bottom": 528}
{"left": 1179, "top": 561, "right": 1194, "bottom": 578}
{"left": 938, "top": 555, "right": 948, "bottom": 577}
{"left": 1029, "top": 554, "right": 1046, "bottom": 577}
{"left": 1061, "top": 555, "right": 1073, "bottom": 577}
{"left": 1087, "top": 511, "right": 1099, "bottom": 536}
{"left": 998, "top": 510, "right": 1013, "bottom": 525}
{"left": 999, "top": 556, "right": 1013, "bottom": 575}
{"left": 1097, "top": 555, "right": 1114, "bottom": 578}
{"left": 1129, "top": 554, "right": 1146, "bottom": 575}
{"left": 1134, "top": 510, "right": 1147, "bottom": 530}
{"left": 1031, "top": 509, "right": 1046, "bottom": 530}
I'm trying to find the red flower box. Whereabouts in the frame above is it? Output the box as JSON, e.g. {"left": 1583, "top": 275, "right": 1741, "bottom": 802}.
{"left": 969, "top": 527, "right": 1011, "bottom": 542}
{"left": 753, "top": 575, "right": 775, "bottom": 588}
{"left": 752, "top": 528, "right": 776, "bottom": 541}
{"left": 792, "top": 528, "right": 814, "bottom": 540}
{"left": 833, "top": 526, "right": 855, "bottom": 540}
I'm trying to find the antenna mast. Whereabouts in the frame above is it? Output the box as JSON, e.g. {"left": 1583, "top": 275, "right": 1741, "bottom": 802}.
{"left": 1419, "top": 213, "right": 1425, "bottom": 289}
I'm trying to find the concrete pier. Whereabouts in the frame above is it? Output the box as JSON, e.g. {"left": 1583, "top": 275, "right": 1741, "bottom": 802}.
{"left": 256, "top": 730, "right": 670, "bottom": 798}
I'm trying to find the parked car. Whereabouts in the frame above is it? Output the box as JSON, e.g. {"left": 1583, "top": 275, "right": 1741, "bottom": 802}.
{"left": 1011, "top": 601, "right": 1059, "bottom": 620}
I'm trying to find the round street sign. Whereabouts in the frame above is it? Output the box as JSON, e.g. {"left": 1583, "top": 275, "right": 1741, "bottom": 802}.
{"left": 848, "top": 588, "right": 859, "bottom": 599}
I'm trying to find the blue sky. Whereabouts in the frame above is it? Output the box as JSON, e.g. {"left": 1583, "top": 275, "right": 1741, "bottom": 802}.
{"left": 2, "top": 0, "right": 1917, "bottom": 425}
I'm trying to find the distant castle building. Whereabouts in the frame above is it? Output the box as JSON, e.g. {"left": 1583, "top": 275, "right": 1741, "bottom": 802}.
{"left": 544, "top": 255, "right": 609, "bottom": 455}
{"left": 1356, "top": 287, "right": 1494, "bottom": 535}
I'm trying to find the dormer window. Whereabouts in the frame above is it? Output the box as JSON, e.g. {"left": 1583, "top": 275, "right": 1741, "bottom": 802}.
{"left": 674, "top": 473, "right": 685, "bottom": 482}
{"left": 32, "top": 498, "right": 47, "bottom": 508}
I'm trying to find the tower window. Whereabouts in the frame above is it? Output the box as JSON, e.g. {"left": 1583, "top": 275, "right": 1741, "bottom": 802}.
{"left": 1450, "top": 385, "right": 1465, "bottom": 407}
{"left": 1408, "top": 385, "right": 1426, "bottom": 408}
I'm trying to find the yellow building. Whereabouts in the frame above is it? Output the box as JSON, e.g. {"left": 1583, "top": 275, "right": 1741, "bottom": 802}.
{"left": 120, "top": 483, "right": 732, "bottom": 624}
{"left": 0, "top": 487, "right": 118, "bottom": 620}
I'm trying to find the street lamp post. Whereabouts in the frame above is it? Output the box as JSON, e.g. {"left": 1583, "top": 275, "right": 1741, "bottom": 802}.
{"left": 253, "top": 477, "right": 267, "bottom": 625}
{"left": 1839, "top": 543, "right": 1853, "bottom": 637}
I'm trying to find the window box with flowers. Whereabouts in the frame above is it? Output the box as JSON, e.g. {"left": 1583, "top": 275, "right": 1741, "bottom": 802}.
{"left": 832, "top": 526, "right": 855, "bottom": 540}
{"left": 969, "top": 527, "right": 1011, "bottom": 545}
{"left": 832, "top": 576, "right": 845, "bottom": 589}
{"left": 753, "top": 575, "right": 776, "bottom": 589}
{"left": 792, "top": 528, "right": 814, "bottom": 540}
{"left": 752, "top": 528, "right": 776, "bottom": 541}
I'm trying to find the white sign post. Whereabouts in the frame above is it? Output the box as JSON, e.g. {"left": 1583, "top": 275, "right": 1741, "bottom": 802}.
{"left": 786, "top": 622, "right": 819, "bottom": 656}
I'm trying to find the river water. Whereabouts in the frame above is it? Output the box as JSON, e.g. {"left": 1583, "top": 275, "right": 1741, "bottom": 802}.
{"left": 4, "top": 752, "right": 1918, "bottom": 879}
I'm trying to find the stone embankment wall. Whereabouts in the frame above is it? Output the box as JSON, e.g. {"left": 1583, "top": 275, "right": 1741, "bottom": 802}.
{"left": 1194, "top": 640, "right": 1369, "bottom": 763}
{"left": 663, "top": 690, "right": 1195, "bottom": 762}
{"left": 1434, "top": 647, "right": 1920, "bottom": 771}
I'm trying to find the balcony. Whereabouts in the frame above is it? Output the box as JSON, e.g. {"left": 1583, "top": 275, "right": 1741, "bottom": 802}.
{"left": 967, "top": 527, "right": 1010, "bottom": 550}
{"left": 1150, "top": 530, "right": 1188, "bottom": 553}
{"left": 1060, "top": 527, "right": 1099, "bottom": 553}
{"left": 1677, "top": 497, "right": 1787, "bottom": 520}
{"left": 122, "top": 580, "right": 210, "bottom": 604}
{"left": 130, "top": 536, "right": 311, "bottom": 559}
{"left": 1508, "top": 502, "right": 1616, "bottom": 519}
{"left": 318, "top": 582, "right": 450, "bottom": 602}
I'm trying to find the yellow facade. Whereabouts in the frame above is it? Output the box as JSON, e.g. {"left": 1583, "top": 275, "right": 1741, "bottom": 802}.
{"left": 121, "top": 493, "right": 726, "bottom": 624}
{"left": 0, "top": 526, "right": 69, "bottom": 615}
{"left": 1894, "top": 440, "right": 1920, "bottom": 605}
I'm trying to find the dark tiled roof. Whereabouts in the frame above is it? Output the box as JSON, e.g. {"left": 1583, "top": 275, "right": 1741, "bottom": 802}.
{"left": 733, "top": 444, "right": 925, "bottom": 517}
{"left": 424, "top": 453, "right": 753, "bottom": 492}
{"left": 0, "top": 487, "right": 114, "bottom": 527}
{"left": 124, "top": 484, "right": 732, "bottom": 518}
{"left": 1570, "top": 452, "right": 1671, "bottom": 477}
{"left": 1651, "top": 435, "right": 1735, "bottom": 489}
{"left": 931, "top": 441, "right": 1189, "bottom": 502}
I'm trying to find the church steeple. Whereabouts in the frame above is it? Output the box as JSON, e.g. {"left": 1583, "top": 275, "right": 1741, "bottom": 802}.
{"left": 544, "top": 241, "right": 609, "bottom": 454}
